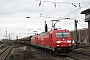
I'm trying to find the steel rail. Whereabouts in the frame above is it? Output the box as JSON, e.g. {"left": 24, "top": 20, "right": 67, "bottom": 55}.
{"left": 3, "top": 46, "right": 13, "bottom": 60}
{"left": 0, "top": 46, "right": 10, "bottom": 55}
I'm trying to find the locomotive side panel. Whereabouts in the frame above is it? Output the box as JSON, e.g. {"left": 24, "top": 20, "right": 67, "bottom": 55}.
{"left": 43, "top": 34, "right": 49, "bottom": 47}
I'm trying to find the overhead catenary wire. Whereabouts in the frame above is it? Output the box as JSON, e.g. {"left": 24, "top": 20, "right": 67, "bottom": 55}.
{"left": 33, "top": 0, "right": 90, "bottom": 32}
{"left": 0, "top": 7, "right": 14, "bottom": 38}
{"left": 36, "top": 0, "right": 90, "bottom": 4}
{"left": 55, "top": 1, "right": 90, "bottom": 26}
{"left": 63, "top": 2, "right": 90, "bottom": 17}
{"left": 33, "top": 0, "right": 45, "bottom": 30}
{"left": 33, "top": 1, "right": 90, "bottom": 19}
{"left": 1, "top": 0, "right": 89, "bottom": 18}
{"left": 0, "top": 0, "right": 89, "bottom": 36}
{"left": 0, "top": 7, "right": 8, "bottom": 29}
{"left": 41, "top": 0, "right": 69, "bottom": 18}
{"left": 26, "top": 0, "right": 43, "bottom": 32}
{"left": 33, "top": 0, "right": 68, "bottom": 31}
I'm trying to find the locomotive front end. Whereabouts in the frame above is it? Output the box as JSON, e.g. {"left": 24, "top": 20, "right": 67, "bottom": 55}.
{"left": 54, "top": 30, "right": 73, "bottom": 52}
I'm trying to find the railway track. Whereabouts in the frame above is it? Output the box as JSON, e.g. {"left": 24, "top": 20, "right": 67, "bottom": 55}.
{"left": 66, "top": 48, "right": 90, "bottom": 60}
{"left": 17, "top": 43, "right": 90, "bottom": 60}
{"left": 0, "top": 45, "right": 13, "bottom": 60}
{"left": 73, "top": 50, "right": 90, "bottom": 56}
{"left": 67, "top": 52, "right": 90, "bottom": 60}
{"left": 32, "top": 46, "right": 90, "bottom": 60}
{"left": 30, "top": 46, "right": 75, "bottom": 60}
{"left": 0, "top": 44, "right": 8, "bottom": 50}
{"left": 31, "top": 47, "right": 65, "bottom": 60}
{"left": 62, "top": 45, "right": 90, "bottom": 60}
{"left": 0, "top": 46, "right": 10, "bottom": 55}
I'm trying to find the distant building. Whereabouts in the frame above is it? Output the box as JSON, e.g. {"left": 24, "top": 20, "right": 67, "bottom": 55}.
{"left": 70, "top": 28, "right": 88, "bottom": 44}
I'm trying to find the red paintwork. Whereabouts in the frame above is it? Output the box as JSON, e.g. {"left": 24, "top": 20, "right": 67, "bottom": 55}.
{"left": 31, "top": 36, "right": 35, "bottom": 45}
{"left": 31, "top": 29, "right": 72, "bottom": 50}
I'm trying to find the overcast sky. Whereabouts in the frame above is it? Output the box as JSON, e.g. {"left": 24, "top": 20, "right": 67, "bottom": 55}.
{"left": 0, "top": 0, "right": 90, "bottom": 40}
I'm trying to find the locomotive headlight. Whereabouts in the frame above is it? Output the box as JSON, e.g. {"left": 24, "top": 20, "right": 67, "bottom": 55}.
{"left": 67, "top": 40, "right": 71, "bottom": 43}
{"left": 68, "top": 44, "right": 71, "bottom": 46}
{"left": 62, "top": 39, "right": 64, "bottom": 40}
{"left": 57, "top": 41, "right": 61, "bottom": 43}
{"left": 57, "top": 45, "right": 60, "bottom": 46}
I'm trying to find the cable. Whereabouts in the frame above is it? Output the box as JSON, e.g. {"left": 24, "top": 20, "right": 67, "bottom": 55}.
{"left": 33, "top": 0, "right": 68, "bottom": 32}
{"left": 63, "top": 2, "right": 90, "bottom": 17}
{"left": 0, "top": 7, "right": 13, "bottom": 34}
{"left": 33, "top": 0, "right": 45, "bottom": 30}
{"left": 35, "top": 0, "right": 90, "bottom": 4}
{"left": 44, "top": 0, "right": 67, "bottom": 18}
{"left": 0, "top": 8, "right": 7, "bottom": 29}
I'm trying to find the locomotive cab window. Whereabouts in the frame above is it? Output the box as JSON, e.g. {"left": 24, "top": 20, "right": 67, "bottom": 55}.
{"left": 56, "top": 32, "right": 70, "bottom": 38}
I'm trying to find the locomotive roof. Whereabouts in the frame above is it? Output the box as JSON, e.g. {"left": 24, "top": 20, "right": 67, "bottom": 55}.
{"left": 47, "top": 29, "right": 69, "bottom": 32}
{"left": 17, "top": 36, "right": 33, "bottom": 41}
{"left": 40, "top": 29, "right": 69, "bottom": 35}
{"left": 50, "top": 29, "right": 69, "bottom": 32}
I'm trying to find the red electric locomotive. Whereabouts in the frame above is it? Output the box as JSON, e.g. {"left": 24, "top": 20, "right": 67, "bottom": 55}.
{"left": 31, "top": 29, "right": 73, "bottom": 53}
